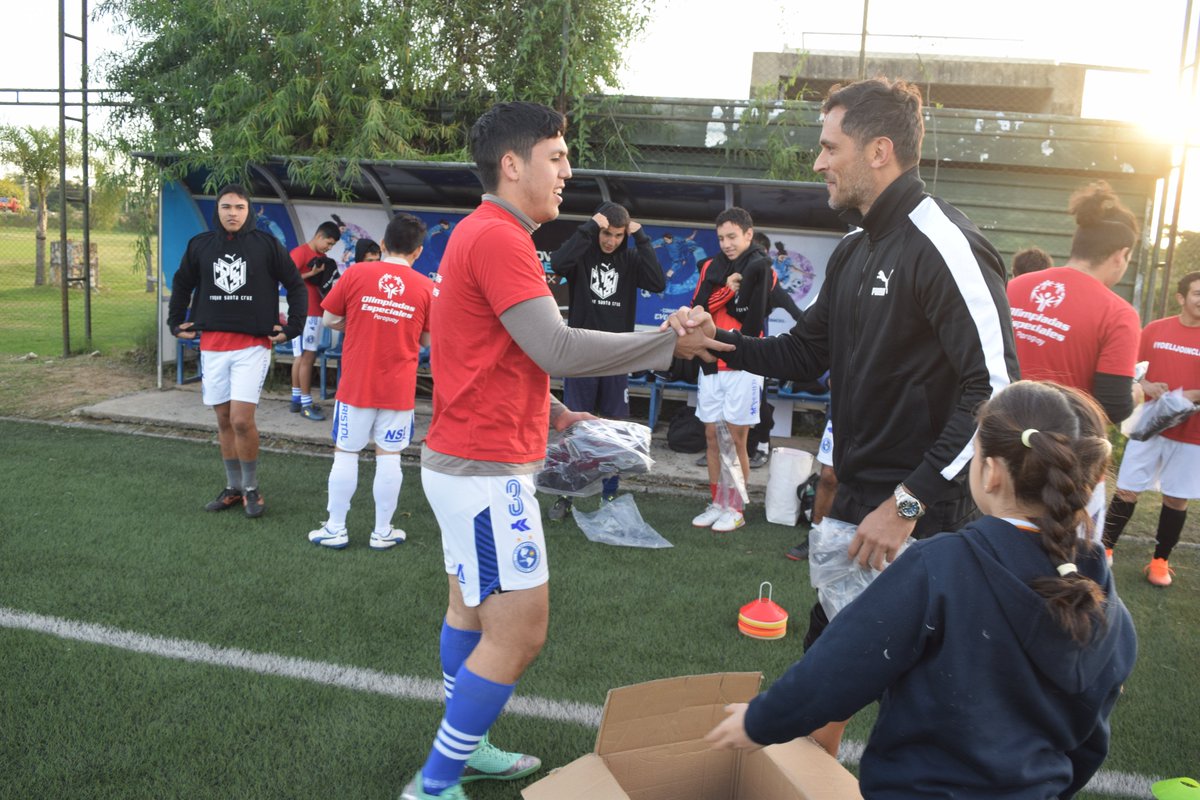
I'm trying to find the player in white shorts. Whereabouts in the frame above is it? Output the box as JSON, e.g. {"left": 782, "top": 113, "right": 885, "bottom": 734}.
{"left": 167, "top": 183, "right": 307, "bottom": 519}
{"left": 288, "top": 221, "right": 341, "bottom": 421}
{"left": 306, "top": 213, "right": 433, "bottom": 551}
{"left": 689, "top": 207, "right": 773, "bottom": 534}
{"left": 1102, "top": 271, "right": 1200, "bottom": 587}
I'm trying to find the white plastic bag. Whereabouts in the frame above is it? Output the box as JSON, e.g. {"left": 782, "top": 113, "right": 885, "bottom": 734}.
{"left": 765, "top": 448, "right": 814, "bottom": 525}
{"left": 1129, "top": 388, "right": 1200, "bottom": 441}
{"left": 808, "top": 517, "right": 911, "bottom": 620}
{"left": 714, "top": 421, "right": 749, "bottom": 508}
{"left": 571, "top": 494, "right": 673, "bottom": 549}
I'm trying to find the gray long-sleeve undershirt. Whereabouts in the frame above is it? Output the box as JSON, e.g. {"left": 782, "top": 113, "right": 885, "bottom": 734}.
{"left": 421, "top": 295, "right": 675, "bottom": 476}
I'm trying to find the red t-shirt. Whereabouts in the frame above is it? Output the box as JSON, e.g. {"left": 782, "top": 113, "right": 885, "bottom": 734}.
{"left": 1008, "top": 266, "right": 1140, "bottom": 393}
{"left": 199, "top": 331, "right": 270, "bottom": 352}
{"left": 290, "top": 242, "right": 324, "bottom": 319}
{"left": 1139, "top": 316, "right": 1200, "bottom": 444}
{"left": 425, "top": 202, "right": 554, "bottom": 463}
{"left": 321, "top": 259, "right": 433, "bottom": 410}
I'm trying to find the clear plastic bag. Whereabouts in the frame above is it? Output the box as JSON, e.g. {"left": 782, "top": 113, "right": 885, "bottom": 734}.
{"left": 714, "top": 421, "right": 749, "bottom": 508}
{"left": 808, "top": 517, "right": 910, "bottom": 620}
{"left": 1129, "top": 388, "right": 1200, "bottom": 441}
{"left": 536, "top": 419, "right": 654, "bottom": 497}
{"left": 571, "top": 494, "right": 673, "bottom": 549}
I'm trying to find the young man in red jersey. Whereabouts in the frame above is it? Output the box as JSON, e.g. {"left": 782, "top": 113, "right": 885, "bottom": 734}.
{"left": 1104, "top": 271, "right": 1200, "bottom": 586}
{"left": 288, "top": 221, "right": 340, "bottom": 420}
{"left": 400, "top": 102, "right": 723, "bottom": 800}
{"left": 306, "top": 213, "right": 433, "bottom": 550}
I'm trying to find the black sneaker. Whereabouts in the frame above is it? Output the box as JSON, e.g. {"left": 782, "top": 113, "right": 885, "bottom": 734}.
{"left": 243, "top": 489, "right": 265, "bottom": 518}
{"left": 749, "top": 450, "right": 769, "bottom": 469}
{"left": 289, "top": 399, "right": 302, "bottom": 413}
{"left": 548, "top": 496, "right": 572, "bottom": 521}
{"left": 204, "top": 487, "right": 243, "bottom": 512}
{"left": 785, "top": 540, "right": 809, "bottom": 561}
{"left": 300, "top": 404, "right": 326, "bottom": 421}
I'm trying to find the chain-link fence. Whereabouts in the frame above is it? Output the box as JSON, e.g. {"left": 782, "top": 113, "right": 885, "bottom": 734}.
{"left": 0, "top": 210, "right": 157, "bottom": 358}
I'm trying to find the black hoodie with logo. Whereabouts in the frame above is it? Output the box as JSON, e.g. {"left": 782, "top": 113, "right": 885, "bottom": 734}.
{"left": 167, "top": 205, "right": 307, "bottom": 339}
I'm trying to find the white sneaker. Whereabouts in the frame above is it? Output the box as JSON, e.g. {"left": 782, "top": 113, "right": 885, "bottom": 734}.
{"left": 712, "top": 509, "right": 745, "bottom": 532}
{"left": 308, "top": 524, "right": 349, "bottom": 549}
{"left": 369, "top": 527, "right": 407, "bottom": 550}
{"left": 692, "top": 503, "right": 724, "bottom": 527}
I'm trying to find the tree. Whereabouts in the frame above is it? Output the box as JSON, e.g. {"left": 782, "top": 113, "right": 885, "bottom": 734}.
{"left": 0, "top": 126, "right": 80, "bottom": 286}
{"left": 97, "top": 0, "right": 650, "bottom": 193}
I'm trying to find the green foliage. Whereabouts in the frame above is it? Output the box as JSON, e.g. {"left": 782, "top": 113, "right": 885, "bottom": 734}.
{"left": 723, "top": 57, "right": 822, "bottom": 182}
{"left": 96, "top": 0, "right": 650, "bottom": 192}
{"left": 0, "top": 125, "right": 81, "bottom": 285}
{"left": 0, "top": 176, "right": 24, "bottom": 201}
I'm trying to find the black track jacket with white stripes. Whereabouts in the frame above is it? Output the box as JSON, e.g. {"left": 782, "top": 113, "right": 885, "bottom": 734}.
{"left": 713, "top": 168, "right": 1018, "bottom": 507}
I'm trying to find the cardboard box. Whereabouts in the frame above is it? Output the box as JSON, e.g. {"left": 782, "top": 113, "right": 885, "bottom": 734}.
{"left": 521, "top": 672, "right": 863, "bottom": 800}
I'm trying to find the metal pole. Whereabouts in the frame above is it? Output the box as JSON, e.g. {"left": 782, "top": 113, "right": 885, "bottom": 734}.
{"left": 58, "top": 0, "right": 70, "bottom": 358}
{"left": 857, "top": 0, "right": 870, "bottom": 81}
{"left": 155, "top": 177, "right": 163, "bottom": 390}
{"left": 81, "top": 0, "right": 92, "bottom": 341}
{"left": 1160, "top": 0, "right": 1199, "bottom": 318}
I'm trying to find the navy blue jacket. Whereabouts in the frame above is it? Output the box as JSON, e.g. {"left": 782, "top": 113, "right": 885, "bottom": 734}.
{"left": 745, "top": 516, "right": 1136, "bottom": 799}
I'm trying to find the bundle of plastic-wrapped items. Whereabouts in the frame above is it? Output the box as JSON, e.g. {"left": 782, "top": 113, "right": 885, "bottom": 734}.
{"left": 536, "top": 419, "right": 653, "bottom": 496}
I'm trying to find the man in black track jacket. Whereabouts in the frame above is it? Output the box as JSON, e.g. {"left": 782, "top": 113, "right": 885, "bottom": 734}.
{"left": 668, "top": 78, "right": 1018, "bottom": 756}
{"left": 167, "top": 184, "right": 307, "bottom": 518}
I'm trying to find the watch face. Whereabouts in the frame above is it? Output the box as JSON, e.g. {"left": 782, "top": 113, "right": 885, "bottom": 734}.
{"left": 898, "top": 498, "right": 922, "bottom": 519}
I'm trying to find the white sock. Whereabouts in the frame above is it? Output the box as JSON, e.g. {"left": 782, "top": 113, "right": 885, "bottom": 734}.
{"left": 373, "top": 454, "right": 403, "bottom": 533}
{"left": 326, "top": 451, "right": 359, "bottom": 531}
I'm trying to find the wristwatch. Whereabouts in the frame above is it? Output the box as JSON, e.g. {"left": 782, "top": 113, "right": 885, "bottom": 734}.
{"left": 894, "top": 483, "right": 926, "bottom": 521}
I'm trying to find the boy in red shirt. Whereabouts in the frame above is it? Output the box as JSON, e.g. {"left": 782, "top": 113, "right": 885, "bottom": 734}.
{"left": 289, "top": 221, "right": 341, "bottom": 420}
{"left": 307, "top": 213, "right": 432, "bottom": 550}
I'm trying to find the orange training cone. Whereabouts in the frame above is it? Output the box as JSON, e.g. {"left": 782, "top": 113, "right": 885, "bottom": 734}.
{"left": 738, "top": 581, "right": 788, "bottom": 639}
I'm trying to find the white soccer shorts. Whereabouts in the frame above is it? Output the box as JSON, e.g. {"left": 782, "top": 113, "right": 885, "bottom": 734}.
{"left": 696, "top": 370, "right": 763, "bottom": 426}
{"left": 290, "top": 315, "right": 324, "bottom": 356}
{"left": 331, "top": 402, "right": 414, "bottom": 453}
{"left": 200, "top": 345, "right": 271, "bottom": 406}
{"left": 421, "top": 469, "right": 549, "bottom": 608}
{"left": 1115, "top": 436, "right": 1200, "bottom": 499}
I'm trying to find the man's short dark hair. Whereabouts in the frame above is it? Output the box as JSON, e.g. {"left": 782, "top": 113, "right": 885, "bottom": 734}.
{"left": 596, "top": 201, "right": 630, "bottom": 228}
{"left": 315, "top": 221, "right": 341, "bottom": 240}
{"left": 470, "top": 101, "right": 567, "bottom": 193}
{"left": 752, "top": 232, "right": 770, "bottom": 251}
{"left": 383, "top": 212, "right": 427, "bottom": 255}
{"left": 1178, "top": 271, "right": 1200, "bottom": 296}
{"left": 716, "top": 206, "right": 754, "bottom": 232}
{"left": 1011, "top": 246, "right": 1053, "bottom": 277}
{"left": 823, "top": 79, "right": 924, "bottom": 168}
{"left": 216, "top": 184, "right": 250, "bottom": 203}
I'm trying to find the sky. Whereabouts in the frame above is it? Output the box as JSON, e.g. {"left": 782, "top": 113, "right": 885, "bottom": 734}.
{"left": 4, "top": 0, "right": 1198, "bottom": 220}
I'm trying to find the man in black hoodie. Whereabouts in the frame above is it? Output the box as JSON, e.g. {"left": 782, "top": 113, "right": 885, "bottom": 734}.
{"left": 167, "top": 184, "right": 308, "bottom": 518}
{"left": 546, "top": 202, "right": 664, "bottom": 519}
{"left": 669, "top": 79, "right": 1017, "bottom": 754}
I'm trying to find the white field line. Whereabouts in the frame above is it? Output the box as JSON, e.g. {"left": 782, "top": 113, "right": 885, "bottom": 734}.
{"left": 0, "top": 606, "right": 1165, "bottom": 797}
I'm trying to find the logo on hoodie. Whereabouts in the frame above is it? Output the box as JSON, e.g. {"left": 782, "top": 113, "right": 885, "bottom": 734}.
{"left": 213, "top": 254, "right": 247, "bottom": 294}
{"left": 589, "top": 264, "right": 619, "bottom": 300}
{"left": 871, "top": 269, "right": 894, "bottom": 297}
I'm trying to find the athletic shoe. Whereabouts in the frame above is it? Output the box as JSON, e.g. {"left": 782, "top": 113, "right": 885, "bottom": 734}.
{"left": 308, "top": 524, "right": 349, "bottom": 549}
{"left": 692, "top": 503, "right": 724, "bottom": 528}
{"left": 694, "top": 453, "right": 707, "bottom": 467}
{"left": 600, "top": 493, "right": 617, "bottom": 504}
{"left": 300, "top": 404, "right": 326, "bottom": 421}
{"left": 289, "top": 400, "right": 301, "bottom": 413}
{"left": 242, "top": 489, "right": 265, "bottom": 518}
{"left": 785, "top": 540, "right": 809, "bottom": 561}
{"left": 204, "top": 487, "right": 243, "bottom": 512}
{"left": 369, "top": 527, "right": 406, "bottom": 550}
{"left": 548, "top": 496, "right": 572, "bottom": 521}
{"left": 1105, "top": 548, "right": 1114, "bottom": 567}
{"left": 399, "top": 774, "right": 468, "bottom": 800}
{"left": 712, "top": 509, "right": 746, "bottom": 532}
{"left": 749, "top": 450, "right": 769, "bottom": 469}
{"left": 461, "top": 734, "right": 542, "bottom": 783}
{"left": 1145, "top": 557, "right": 1174, "bottom": 587}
